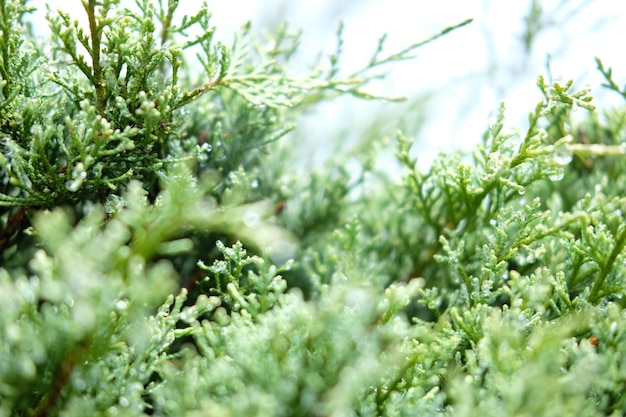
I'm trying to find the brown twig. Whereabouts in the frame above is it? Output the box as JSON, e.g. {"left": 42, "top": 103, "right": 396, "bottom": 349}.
{"left": 85, "top": 0, "right": 105, "bottom": 116}
{"left": 0, "top": 206, "right": 28, "bottom": 252}
{"left": 32, "top": 344, "right": 83, "bottom": 417}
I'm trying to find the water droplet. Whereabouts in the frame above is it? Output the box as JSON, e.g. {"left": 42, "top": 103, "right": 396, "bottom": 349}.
{"left": 180, "top": 307, "right": 195, "bottom": 324}
{"left": 517, "top": 187, "right": 526, "bottom": 196}
{"left": 115, "top": 299, "right": 128, "bottom": 311}
{"left": 211, "top": 261, "right": 227, "bottom": 274}
{"left": 65, "top": 180, "right": 79, "bottom": 192}
{"left": 549, "top": 168, "right": 564, "bottom": 182}
{"left": 105, "top": 194, "right": 124, "bottom": 214}
{"left": 119, "top": 396, "right": 130, "bottom": 407}
{"left": 65, "top": 163, "right": 87, "bottom": 192}
{"left": 554, "top": 151, "right": 573, "bottom": 166}
{"left": 250, "top": 179, "right": 259, "bottom": 189}
{"left": 553, "top": 147, "right": 573, "bottom": 166}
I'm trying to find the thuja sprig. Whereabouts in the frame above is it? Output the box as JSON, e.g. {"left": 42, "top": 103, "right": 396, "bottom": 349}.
{"left": 0, "top": 1, "right": 229, "bottom": 208}
{"left": 394, "top": 78, "right": 605, "bottom": 304}
{"left": 0, "top": 1, "right": 36, "bottom": 114}
{"left": 83, "top": 0, "right": 108, "bottom": 115}
{"left": 0, "top": 155, "right": 299, "bottom": 413}
{"left": 397, "top": 73, "right": 626, "bottom": 313}
{"left": 596, "top": 57, "right": 626, "bottom": 101}
{"left": 0, "top": 0, "right": 42, "bottom": 161}
{"left": 565, "top": 194, "right": 626, "bottom": 304}
{"left": 203, "top": 18, "right": 473, "bottom": 109}
{"left": 49, "top": 1, "right": 112, "bottom": 116}
{"left": 197, "top": 240, "right": 291, "bottom": 319}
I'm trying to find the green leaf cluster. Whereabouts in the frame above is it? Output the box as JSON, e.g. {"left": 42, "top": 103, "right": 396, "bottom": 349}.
{"left": 2, "top": 1, "right": 626, "bottom": 416}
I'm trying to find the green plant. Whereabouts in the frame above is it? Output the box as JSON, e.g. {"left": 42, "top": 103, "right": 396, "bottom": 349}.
{"left": 2, "top": 1, "right": 626, "bottom": 416}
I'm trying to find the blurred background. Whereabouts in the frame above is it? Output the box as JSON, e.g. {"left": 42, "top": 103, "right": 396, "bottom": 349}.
{"left": 31, "top": 1, "right": 626, "bottom": 167}
{"left": 212, "top": 0, "right": 626, "bottom": 169}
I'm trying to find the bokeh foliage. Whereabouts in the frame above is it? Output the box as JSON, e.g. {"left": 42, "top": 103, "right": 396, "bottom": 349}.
{"left": 1, "top": 1, "right": 626, "bottom": 416}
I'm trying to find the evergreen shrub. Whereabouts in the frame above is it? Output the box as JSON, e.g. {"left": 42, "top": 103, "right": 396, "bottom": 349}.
{"left": 1, "top": 1, "right": 626, "bottom": 416}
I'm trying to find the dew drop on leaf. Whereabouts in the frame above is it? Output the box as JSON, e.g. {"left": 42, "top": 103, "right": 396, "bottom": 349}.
{"left": 553, "top": 148, "right": 573, "bottom": 166}
{"left": 65, "top": 163, "right": 87, "bottom": 192}
{"left": 549, "top": 168, "right": 565, "bottom": 182}
{"left": 180, "top": 307, "right": 195, "bottom": 324}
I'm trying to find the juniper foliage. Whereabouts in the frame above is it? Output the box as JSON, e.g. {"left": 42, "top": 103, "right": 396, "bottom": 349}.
{"left": 1, "top": 1, "right": 626, "bottom": 416}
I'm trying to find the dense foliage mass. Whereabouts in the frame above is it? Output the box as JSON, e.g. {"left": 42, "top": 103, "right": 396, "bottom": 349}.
{"left": 2, "top": 1, "right": 626, "bottom": 416}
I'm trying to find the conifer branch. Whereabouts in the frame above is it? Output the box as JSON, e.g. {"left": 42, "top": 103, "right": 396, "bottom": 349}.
{"left": 83, "top": 0, "right": 105, "bottom": 115}
{"left": 3, "top": 2, "right": 626, "bottom": 416}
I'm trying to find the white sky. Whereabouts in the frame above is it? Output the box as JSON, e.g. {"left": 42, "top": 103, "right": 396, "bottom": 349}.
{"left": 31, "top": 1, "right": 626, "bottom": 167}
